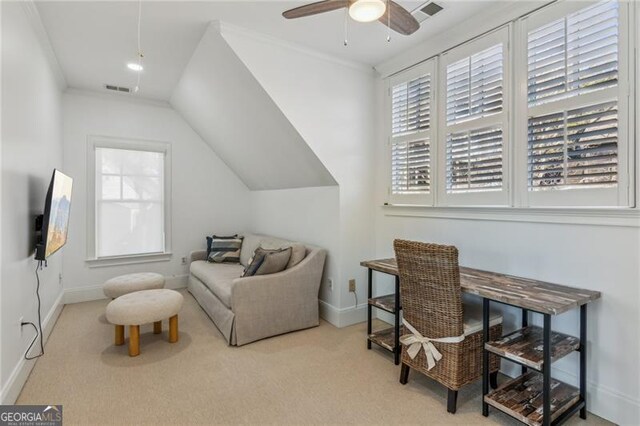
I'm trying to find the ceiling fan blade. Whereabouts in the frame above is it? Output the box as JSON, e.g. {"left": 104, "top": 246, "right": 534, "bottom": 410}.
{"left": 379, "top": 1, "right": 420, "bottom": 35}
{"left": 283, "top": 0, "right": 349, "bottom": 19}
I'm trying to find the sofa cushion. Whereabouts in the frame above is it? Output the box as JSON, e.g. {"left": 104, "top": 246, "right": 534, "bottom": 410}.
{"left": 240, "top": 233, "right": 306, "bottom": 268}
{"left": 255, "top": 247, "right": 292, "bottom": 275}
{"left": 285, "top": 243, "right": 306, "bottom": 269}
{"left": 190, "top": 261, "right": 244, "bottom": 308}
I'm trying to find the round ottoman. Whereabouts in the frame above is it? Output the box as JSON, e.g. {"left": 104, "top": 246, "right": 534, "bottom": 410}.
{"left": 103, "top": 272, "right": 165, "bottom": 299}
{"left": 106, "top": 289, "right": 183, "bottom": 357}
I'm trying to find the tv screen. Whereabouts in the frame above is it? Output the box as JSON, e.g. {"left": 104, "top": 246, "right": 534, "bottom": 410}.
{"left": 36, "top": 169, "right": 73, "bottom": 260}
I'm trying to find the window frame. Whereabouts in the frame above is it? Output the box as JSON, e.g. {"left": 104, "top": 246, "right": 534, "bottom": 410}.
{"left": 386, "top": 58, "right": 436, "bottom": 206}
{"left": 515, "top": 0, "right": 634, "bottom": 208}
{"left": 437, "top": 26, "right": 511, "bottom": 207}
{"left": 86, "top": 135, "right": 172, "bottom": 266}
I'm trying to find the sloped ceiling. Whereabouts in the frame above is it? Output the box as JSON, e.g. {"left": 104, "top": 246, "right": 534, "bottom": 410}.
{"left": 171, "top": 22, "right": 336, "bottom": 191}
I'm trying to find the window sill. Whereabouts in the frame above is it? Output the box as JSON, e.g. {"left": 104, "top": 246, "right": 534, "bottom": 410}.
{"left": 86, "top": 252, "right": 173, "bottom": 268}
{"left": 381, "top": 204, "right": 640, "bottom": 227}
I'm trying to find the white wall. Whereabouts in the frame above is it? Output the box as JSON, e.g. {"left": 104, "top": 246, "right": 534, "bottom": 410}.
{"left": 61, "top": 91, "right": 251, "bottom": 301}
{"left": 221, "top": 24, "right": 377, "bottom": 321}
{"left": 1, "top": 2, "right": 65, "bottom": 403}
{"left": 249, "top": 187, "right": 340, "bottom": 306}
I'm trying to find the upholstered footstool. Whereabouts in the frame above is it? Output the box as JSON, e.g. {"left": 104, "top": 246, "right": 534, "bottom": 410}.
{"left": 103, "top": 272, "right": 165, "bottom": 299}
{"left": 106, "top": 289, "right": 183, "bottom": 357}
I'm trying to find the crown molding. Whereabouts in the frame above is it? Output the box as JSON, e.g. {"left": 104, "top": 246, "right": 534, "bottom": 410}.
{"left": 212, "top": 20, "right": 374, "bottom": 75}
{"left": 64, "top": 87, "right": 172, "bottom": 109}
{"left": 20, "top": 0, "right": 67, "bottom": 89}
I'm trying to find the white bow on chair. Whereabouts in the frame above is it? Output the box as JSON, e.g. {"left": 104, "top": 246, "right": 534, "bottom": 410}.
{"left": 399, "top": 318, "right": 466, "bottom": 370}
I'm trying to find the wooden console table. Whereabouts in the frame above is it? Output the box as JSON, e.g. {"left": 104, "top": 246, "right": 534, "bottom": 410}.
{"left": 360, "top": 258, "right": 601, "bottom": 426}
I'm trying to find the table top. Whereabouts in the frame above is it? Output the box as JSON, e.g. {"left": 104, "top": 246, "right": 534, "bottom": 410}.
{"left": 360, "top": 258, "right": 601, "bottom": 315}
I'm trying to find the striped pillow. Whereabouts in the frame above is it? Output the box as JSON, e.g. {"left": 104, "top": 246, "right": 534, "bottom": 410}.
{"left": 207, "top": 236, "right": 243, "bottom": 263}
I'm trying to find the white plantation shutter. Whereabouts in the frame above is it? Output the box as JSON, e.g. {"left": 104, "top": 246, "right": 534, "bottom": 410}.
{"left": 389, "top": 60, "right": 435, "bottom": 204}
{"left": 392, "top": 75, "right": 431, "bottom": 136}
{"left": 447, "top": 44, "right": 503, "bottom": 124}
{"left": 447, "top": 127, "right": 503, "bottom": 192}
{"left": 440, "top": 28, "right": 509, "bottom": 205}
{"left": 528, "top": 1, "right": 619, "bottom": 106}
{"left": 524, "top": 0, "right": 627, "bottom": 206}
{"left": 391, "top": 140, "right": 430, "bottom": 194}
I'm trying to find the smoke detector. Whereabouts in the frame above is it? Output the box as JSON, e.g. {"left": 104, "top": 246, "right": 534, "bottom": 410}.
{"left": 412, "top": 2, "right": 444, "bottom": 23}
{"left": 104, "top": 84, "right": 131, "bottom": 94}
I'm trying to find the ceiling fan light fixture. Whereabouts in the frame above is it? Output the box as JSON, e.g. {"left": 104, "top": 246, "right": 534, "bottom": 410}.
{"left": 349, "top": 0, "right": 386, "bottom": 23}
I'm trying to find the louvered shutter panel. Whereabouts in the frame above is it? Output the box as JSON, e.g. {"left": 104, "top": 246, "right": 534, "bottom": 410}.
{"left": 528, "top": 101, "right": 618, "bottom": 189}
{"left": 392, "top": 75, "right": 430, "bottom": 136}
{"left": 390, "top": 70, "right": 431, "bottom": 196}
{"left": 528, "top": 0, "right": 619, "bottom": 106}
{"left": 527, "top": 0, "right": 619, "bottom": 194}
{"left": 447, "top": 127, "right": 503, "bottom": 192}
{"left": 447, "top": 44, "right": 503, "bottom": 124}
{"left": 391, "top": 140, "right": 430, "bottom": 194}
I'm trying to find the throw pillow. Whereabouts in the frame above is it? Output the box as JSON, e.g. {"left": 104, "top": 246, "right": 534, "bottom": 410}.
{"left": 242, "top": 246, "right": 291, "bottom": 277}
{"left": 207, "top": 236, "right": 243, "bottom": 263}
{"left": 255, "top": 247, "right": 292, "bottom": 276}
{"left": 206, "top": 234, "right": 239, "bottom": 257}
{"left": 286, "top": 243, "right": 306, "bottom": 269}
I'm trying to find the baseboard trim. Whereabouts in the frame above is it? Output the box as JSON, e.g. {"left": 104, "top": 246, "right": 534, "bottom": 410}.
{"left": 0, "top": 291, "right": 64, "bottom": 405}
{"left": 319, "top": 300, "right": 367, "bottom": 328}
{"left": 63, "top": 274, "right": 189, "bottom": 304}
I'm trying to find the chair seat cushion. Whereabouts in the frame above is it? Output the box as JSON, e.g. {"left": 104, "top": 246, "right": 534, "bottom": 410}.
{"left": 463, "top": 301, "right": 503, "bottom": 336}
{"left": 190, "top": 261, "right": 245, "bottom": 308}
{"left": 106, "top": 289, "right": 183, "bottom": 326}
{"left": 103, "top": 272, "right": 165, "bottom": 298}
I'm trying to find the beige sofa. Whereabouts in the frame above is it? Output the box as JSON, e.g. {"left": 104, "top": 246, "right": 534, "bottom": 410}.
{"left": 188, "top": 233, "right": 327, "bottom": 346}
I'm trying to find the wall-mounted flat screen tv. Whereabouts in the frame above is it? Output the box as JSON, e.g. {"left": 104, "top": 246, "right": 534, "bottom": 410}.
{"left": 36, "top": 169, "right": 73, "bottom": 261}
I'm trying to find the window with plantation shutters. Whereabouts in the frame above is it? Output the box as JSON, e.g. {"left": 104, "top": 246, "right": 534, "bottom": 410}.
{"left": 439, "top": 28, "right": 509, "bottom": 205}
{"left": 388, "top": 60, "right": 435, "bottom": 204}
{"left": 524, "top": 0, "right": 628, "bottom": 207}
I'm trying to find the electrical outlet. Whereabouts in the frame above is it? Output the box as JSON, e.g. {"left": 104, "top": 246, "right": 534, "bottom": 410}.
{"left": 181, "top": 256, "right": 187, "bottom": 265}
{"left": 58, "top": 273, "right": 63, "bottom": 285}
{"left": 349, "top": 279, "right": 356, "bottom": 293}
{"left": 327, "top": 279, "right": 333, "bottom": 291}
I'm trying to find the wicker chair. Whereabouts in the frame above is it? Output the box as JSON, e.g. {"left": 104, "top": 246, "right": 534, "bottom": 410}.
{"left": 393, "top": 239, "right": 502, "bottom": 414}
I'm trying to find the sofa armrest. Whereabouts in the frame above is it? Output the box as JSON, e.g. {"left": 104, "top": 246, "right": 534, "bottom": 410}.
{"left": 189, "top": 250, "right": 207, "bottom": 263}
{"left": 230, "top": 248, "right": 327, "bottom": 345}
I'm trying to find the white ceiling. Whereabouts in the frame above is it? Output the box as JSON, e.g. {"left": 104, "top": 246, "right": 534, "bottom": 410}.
{"left": 36, "top": 0, "right": 498, "bottom": 101}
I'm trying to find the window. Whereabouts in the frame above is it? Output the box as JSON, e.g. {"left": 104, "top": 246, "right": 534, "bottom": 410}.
{"left": 384, "top": 0, "right": 634, "bottom": 210}
{"left": 88, "top": 137, "right": 171, "bottom": 263}
{"left": 439, "top": 28, "right": 510, "bottom": 206}
{"left": 388, "top": 59, "right": 435, "bottom": 205}
{"left": 522, "top": 0, "right": 630, "bottom": 207}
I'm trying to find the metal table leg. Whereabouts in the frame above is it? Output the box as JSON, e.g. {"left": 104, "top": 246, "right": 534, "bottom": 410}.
{"left": 394, "top": 275, "right": 400, "bottom": 365}
{"left": 543, "top": 314, "right": 552, "bottom": 426}
{"left": 482, "top": 298, "right": 490, "bottom": 417}
{"left": 580, "top": 304, "right": 587, "bottom": 419}
{"left": 522, "top": 308, "right": 528, "bottom": 375}
{"left": 367, "top": 268, "right": 372, "bottom": 350}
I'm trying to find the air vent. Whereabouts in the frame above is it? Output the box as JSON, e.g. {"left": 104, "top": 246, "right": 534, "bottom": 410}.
{"left": 104, "top": 84, "right": 131, "bottom": 93}
{"left": 412, "top": 2, "right": 443, "bottom": 23}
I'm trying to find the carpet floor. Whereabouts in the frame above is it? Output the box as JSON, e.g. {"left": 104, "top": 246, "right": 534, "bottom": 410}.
{"left": 17, "top": 290, "right": 611, "bottom": 425}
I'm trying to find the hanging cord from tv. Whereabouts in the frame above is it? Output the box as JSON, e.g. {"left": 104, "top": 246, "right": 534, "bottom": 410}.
{"left": 23, "top": 261, "right": 45, "bottom": 360}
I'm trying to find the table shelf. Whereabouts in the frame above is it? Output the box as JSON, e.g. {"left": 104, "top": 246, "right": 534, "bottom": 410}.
{"left": 485, "top": 326, "right": 580, "bottom": 371}
{"left": 368, "top": 327, "right": 396, "bottom": 352}
{"left": 484, "top": 372, "right": 581, "bottom": 426}
{"left": 368, "top": 294, "right": 397, "bottom": 314}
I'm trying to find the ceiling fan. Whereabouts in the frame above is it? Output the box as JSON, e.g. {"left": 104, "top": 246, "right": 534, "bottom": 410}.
{"left": 282, "top": 0, "right": 420, "bottom": 36}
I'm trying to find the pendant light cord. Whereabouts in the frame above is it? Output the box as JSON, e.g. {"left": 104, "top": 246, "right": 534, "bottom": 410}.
{"left": 387, "top": 0, "right": 391, "bottom": 42}
{"left": 134, "top": 0, "right": 143, "bottom": 92}
{"left": 343, "top": 7, "right": 349, "bottom": 46}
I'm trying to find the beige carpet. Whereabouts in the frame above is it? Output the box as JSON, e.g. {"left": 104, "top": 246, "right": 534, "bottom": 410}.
{"left": 18, "top": 290, "right": 611, "bottom": 425}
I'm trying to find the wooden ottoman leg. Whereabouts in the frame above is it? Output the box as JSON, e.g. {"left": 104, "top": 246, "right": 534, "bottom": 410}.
{"left": 154, "top": 321, "right": 162, "bottom": 334}
{"left": 129, "top": 325, "right": 140, "bottom": 357}
{"left": 115, "top": 325, "right": 125, "bottom": 345}
{"left": 169, "top": 315, "right": 179, "bottom": 343}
